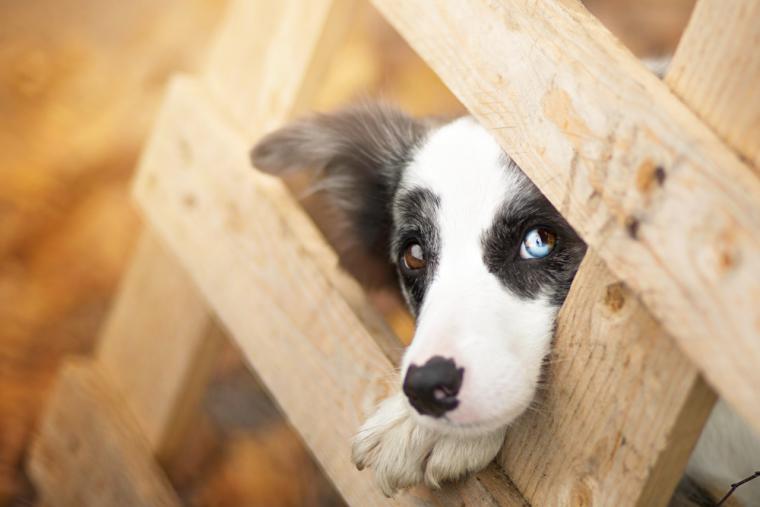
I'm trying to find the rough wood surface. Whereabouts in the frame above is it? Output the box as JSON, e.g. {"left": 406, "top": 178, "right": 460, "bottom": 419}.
{"left": 500, "top": 251, "right": 715, "bottom": 507}
{"left": 97, "top": 233, "right": 224, "bottom": 459}
{"left": 134, "top": 76, "right": 530, "bottom": 507}
{"left": 28, "top": 360, "right": 181, "bottom": 507}
{"left": 370, "top": 0, "right": 760, "bottom": 433}
{"left": 667, "top": 0, "right": 760, "bottom": 170}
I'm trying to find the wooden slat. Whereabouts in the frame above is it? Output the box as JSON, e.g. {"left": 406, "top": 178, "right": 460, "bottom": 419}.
{"left": 501, "top": 251, "right": 714, "bottom": 507}
{"left": 370, "top": 0, "right": 760, "bottom": 433}
{"left": 667, "top": 0, "right": 760, "bottom": 170}
{"left": 134, "top": 76, "right": 532, "bottom": 507}
{"left": 97, "top": 233, "right": 224, "bottom": 459}
{"left": 28, "top": 360, "right": 181, "bottom": 507}
{"left": 134, "top": 73, "right": 720, "bottom": 506}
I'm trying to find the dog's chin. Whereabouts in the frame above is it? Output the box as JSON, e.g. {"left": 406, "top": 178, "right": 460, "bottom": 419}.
{"left": 406, "top": 398, "right": 529, "bottom": 437}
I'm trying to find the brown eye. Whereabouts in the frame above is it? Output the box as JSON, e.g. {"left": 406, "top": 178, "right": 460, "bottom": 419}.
{"left": 403, "top": 243, "right": 426, "bottom": 270}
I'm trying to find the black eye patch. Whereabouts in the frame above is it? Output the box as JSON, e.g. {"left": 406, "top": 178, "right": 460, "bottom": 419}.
{"left": 481, "top": 171, "right": 586, "bottom": 306}
{"left": 391, "top": 187, "right": 441, "bottom": 314}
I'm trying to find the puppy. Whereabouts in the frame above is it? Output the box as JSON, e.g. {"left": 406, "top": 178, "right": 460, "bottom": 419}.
{"left": 251, "top": 103, "right": 759, "bottom": 503}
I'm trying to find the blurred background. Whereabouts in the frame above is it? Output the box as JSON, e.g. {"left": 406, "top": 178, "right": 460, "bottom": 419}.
{"left": 0, "top": 1, "right": 694, "bottom": 505}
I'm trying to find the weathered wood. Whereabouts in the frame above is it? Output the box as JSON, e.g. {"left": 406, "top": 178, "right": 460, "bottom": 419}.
{"left": 667, "top": 0, "right": 760, "bottom": 170}
{"left": 97, "top": 233, "right": 224, "bottom": 460}
{"left": 370, "top": 0, "right": 760, "bottom": 433}
{"left": 500, "top": 251, "right": 714, "bottom": 507}
{"left": 28, "top": 360, "right": 181, "bottom": 507}
{"left": 134, "top": 76, "right": 532, "bottom": 507}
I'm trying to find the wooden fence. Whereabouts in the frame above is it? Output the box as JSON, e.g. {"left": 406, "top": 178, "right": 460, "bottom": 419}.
{"left": 28, "top": 0, "right": 760, "bottom": 506}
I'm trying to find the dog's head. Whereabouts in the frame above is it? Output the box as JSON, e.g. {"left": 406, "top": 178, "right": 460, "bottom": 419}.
{"left": 252, "top": 102, "right": 586, "bottom": 434}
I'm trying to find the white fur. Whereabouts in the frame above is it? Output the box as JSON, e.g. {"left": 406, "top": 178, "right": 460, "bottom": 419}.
{"left": 397, "top": 118, "right": 555, "bottom": 433}
{"left": 353, "top": 119, "right": 554, "bottom": 493}
{"left": 352, "top": 393, "right": 506, "bottom": 496}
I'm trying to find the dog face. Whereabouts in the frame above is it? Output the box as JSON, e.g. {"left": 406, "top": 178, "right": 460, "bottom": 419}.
{"left": 252, "top": 103, "right": 586, "bottom": 435}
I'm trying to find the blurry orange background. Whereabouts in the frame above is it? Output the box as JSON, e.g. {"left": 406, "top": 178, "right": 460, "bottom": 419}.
{"left": 0, "top": 1, "right": 693, "bottom": 505}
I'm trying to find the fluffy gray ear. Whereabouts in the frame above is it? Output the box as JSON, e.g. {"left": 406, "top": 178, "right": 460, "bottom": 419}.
{"left": 251, "top": 102, "right": 430, "bottom": 285}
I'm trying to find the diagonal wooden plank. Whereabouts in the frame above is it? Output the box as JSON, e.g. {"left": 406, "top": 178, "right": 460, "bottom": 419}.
{"left": 134, "top": 71, "right": 720, "bottom": 506}
{"left": 370, "top": 0, "right": 760, "bottom": 434}
{"left": 134, "top": 75, "right": 531, "bottom": 507}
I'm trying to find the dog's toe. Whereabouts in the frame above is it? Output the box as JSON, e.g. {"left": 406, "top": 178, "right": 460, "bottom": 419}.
{"left": 423, "top": 428, "right": 506, "bottom": 488}
{"left": 351, "top": 393, "right": 434, "bottom": 495}
{"left": 352, "top": 393, "right": 507, "bottom": 495}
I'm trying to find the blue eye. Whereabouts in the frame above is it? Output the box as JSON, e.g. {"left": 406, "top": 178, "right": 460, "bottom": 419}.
{"left": 520, "top": 228, "right": 557, "bottom": 259}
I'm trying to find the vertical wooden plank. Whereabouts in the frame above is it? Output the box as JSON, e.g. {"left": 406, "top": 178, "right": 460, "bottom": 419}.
{"left": 667, "top": 0, "right": 760, "bottom": 170}
{"left": 666, "top": 2, "right": 760, "bottom": 501}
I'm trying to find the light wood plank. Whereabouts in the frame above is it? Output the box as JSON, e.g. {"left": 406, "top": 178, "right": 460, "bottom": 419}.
{"left": 28, "top": 360, "right": 181, "bottom": 507}
{"left": 667, "top": 0, "right": 760, "bottom": 170}
{"left": 370, "top": 0, "right": 760, "bottom": 433}
{"left": 501, "top": 251, "right": 714, "bottom": 507}
{"left": 134, "top": 76, "right": 530, "bottom": 507}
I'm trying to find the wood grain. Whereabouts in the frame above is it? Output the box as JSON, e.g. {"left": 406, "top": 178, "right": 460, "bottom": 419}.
{"left": 500, "top": 251, "right": 714, "bottom": 507}
{"left": 370, "top": 0, "right": 760, "bottom": 433}
{"left": 28, "top": 360, "right": 181, "bottom": 507}
{"left": 667, "top": 0, "right": 760, "bottom": 170}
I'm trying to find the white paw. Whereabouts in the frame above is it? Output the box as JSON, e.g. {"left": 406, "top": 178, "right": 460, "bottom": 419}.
{"left": 351, "top": 393, "right": 506, "bottom": 496}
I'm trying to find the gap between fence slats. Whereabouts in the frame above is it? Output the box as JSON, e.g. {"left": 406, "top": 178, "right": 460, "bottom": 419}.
{"left": 134, "top": 75, "right": 536, "bottom": 507}
{"left": 370, "top": 0, "right": 760, "bottom": 434}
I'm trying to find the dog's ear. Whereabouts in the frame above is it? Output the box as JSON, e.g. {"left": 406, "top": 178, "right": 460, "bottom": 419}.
{"left": 251, "top": 102, "right": 430, "bottom": 285}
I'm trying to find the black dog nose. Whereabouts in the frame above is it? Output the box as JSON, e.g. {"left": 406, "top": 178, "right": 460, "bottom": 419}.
{"left": 403, "top": 356, "right": 464, "bottom": 417}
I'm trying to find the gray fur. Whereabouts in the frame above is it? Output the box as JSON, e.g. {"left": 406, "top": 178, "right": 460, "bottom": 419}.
{"left": 251, "top": 101, "right": 432, "bottom": 286}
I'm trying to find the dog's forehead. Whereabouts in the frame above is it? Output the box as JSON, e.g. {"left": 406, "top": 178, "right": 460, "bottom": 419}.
{"left": 398, "top": 118, "right": 526, "bottom": 231}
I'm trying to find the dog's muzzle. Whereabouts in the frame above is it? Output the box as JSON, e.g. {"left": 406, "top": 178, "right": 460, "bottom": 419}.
{"left": 403, "top": 356, "right": 464, "bottom": 417}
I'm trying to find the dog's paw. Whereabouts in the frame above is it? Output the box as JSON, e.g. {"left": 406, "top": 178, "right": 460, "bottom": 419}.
{"left": 351, "top": 393, "right": 506, "bottom": 496}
